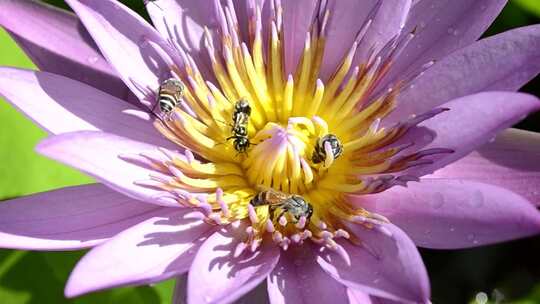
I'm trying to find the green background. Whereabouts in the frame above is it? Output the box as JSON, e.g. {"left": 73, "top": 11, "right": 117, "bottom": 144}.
{"left": 0, "top": 1, "right": 539, "bottom": 303}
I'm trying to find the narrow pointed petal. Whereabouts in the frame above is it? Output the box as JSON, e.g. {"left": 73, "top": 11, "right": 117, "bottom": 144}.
{"left": 267, "top": 246, "right": 348, "bottom": 304}
{"left": 317, "top": 224, "right": 430, "bottom": 304}
{"left": 36, "top": 131, "right": 179, "bottom": 207}
{"left": 355, "top": 0, "right": 412, "bottom": 64}
{"left": 0, "top": 67, "right": 171, "bottom": 147}
{"left": 65, "top": 209, "right": 214, "bottom": 297}
{"left": 0, "top": 184, "right": 162, "bottom": 250}
{"left": 282, "top": 0, "right": 318, "bottom": 74}
{"left": 187, "top": 225, "right": 280, "bottom": 304}
{"left": 65, "top": 0, "right": 178, "bottom": 104}
{"left": 145, "top": 0, "right": 215, "bottom": 74}
{"left": 319, "top": 0, "right": 379, "bottom": 79}
{"left": 352, "top": 179, "right": 540, "bottom": 249}
{"left": 404, "top": 92, "right": 540, "bottom": 176}
{"left": 0, "top": 0, "right": 130, "bottom": 100}
{"left": 390, "top": 24, "right": 540, "bottom": 123}
{"left": 382, "top": 0, "right": 506, "bottom": 87}
{"left": 431, "top": 128, "right": 540, "bottom": 206}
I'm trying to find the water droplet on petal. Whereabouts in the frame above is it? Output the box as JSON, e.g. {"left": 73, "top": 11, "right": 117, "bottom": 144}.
{"left": 470, "top": 190, "right": 484, "bottom": 208}
{"left": 204, "top": 296, "right": 213, "bottom": 303}
{"left": 87, "top": 56, "right": 99, "bottom": 64}
{"left": 373, "top": 278, "right": 381, "bottom": 284}
{"left": 467, "top": 233, "right": 475, "bottom": 241}
{"left": 449, "top": 227, "right": 455, "bottom": 232}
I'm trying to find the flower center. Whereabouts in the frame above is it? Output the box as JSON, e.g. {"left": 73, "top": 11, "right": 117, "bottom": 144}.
{"left": 136, "top": 1, "right": 451, "bottom": 254}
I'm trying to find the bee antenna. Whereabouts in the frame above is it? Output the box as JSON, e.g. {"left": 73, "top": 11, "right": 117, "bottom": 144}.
{"left": 214, "top": 118, "right": 231, "bottom": 127}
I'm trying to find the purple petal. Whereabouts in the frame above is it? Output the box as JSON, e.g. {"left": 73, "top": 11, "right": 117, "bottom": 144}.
{"left": 36, "top": 131, "right": 179, "bottom": 207}
{"left": 319, "top": 0, "right": 379, "bottom": 79}
{"left": 390, "top": 24, "right": 540, "bottom": 123}
{"left": 317, "top": 224, "right": 430, "bottom": 303}
{"left": 348, "top": 289, "right": 375, "bottom": 304}
{"left": 381, "top": 0, "right": 506, "bottom": 88}
{"left": 0, "top": 67, "right": 172, "bottom": 147}
{"left": 65, "top": 209, "right": 214, "bottom": 297}
{"left": 352, "top": 179, "right": 540, "bottom": 249}
{"left": 282, "top": 0, "right": 318, "bottom": 75}
{"left": 145, "top": 0, "right": 216, "bottom": 76}
{"left": 0, "top": 0, "right": 131, "bottom": 100}
{"left": 187, "top": 225, "right": 280, "bottom": 304}
{"left": 430, "top": 128, "right": 540, "bottom": 206}
{"left": 267, "top": 245, "right": 348, "bottom": 304}
{"left": 65, "top": 0, "right": 179, "bottom": 105}
{"left": 403, "top": 92, "right": 540, "bottom": 176}
{"left": 354, "top": 0, "right": 412, "bottom": 65}
{"left": 0, "top": 184, "right": 162, "bottom": 250}
{"left": 348, "top": 289, "right": 400, "bottom": 304}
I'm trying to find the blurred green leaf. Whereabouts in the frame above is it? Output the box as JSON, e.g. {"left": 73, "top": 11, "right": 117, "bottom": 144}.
{"left": 0, "top": 250, "right": 174, "bottom": 304}
{"left": 515, "top": 0, "right": 540, "bottom": 18}
{"left": 0, "top": 29, "right": 94, "bottom": 200}
{"left": 0, "top": 26, "right": 173, "bottom": 304}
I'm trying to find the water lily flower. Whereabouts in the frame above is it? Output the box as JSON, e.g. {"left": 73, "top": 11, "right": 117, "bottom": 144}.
{"left": 1, "top": 0, "right": 540, "bottom": 303}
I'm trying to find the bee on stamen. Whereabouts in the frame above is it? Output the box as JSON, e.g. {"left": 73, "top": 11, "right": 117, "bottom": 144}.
{"left": 312, "top": 134, "right": 344, "bottom": 164}
{"left": 250, "top": 189, "right": 313, "bottom": 224}
{"left": 155, "top": 78, "right": 185, "bottom": 118}
{"left": 227, "top": 98, "right": 254, "bottom": 154}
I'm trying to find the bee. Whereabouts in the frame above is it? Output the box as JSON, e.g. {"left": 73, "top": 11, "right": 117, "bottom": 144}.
{"left": 155, "top": 78, "right": 185, "bottom": 116}
{"left": 312, "top": 134, "right": 343, "bottom": 164}
{"left": 227, "top": 98, "right": 254, "bottom": 153}
{"left": 250, "top": 190, "right": 314, "bottom": 224}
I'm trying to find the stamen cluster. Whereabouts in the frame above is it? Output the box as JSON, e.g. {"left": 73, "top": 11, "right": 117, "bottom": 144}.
{"left": 131, "top": 0, "right": 451, "bottom": 254}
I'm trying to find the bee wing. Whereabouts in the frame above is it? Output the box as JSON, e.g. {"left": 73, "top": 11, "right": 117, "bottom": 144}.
{"left": 265, "top": 190, "right": 289, "bottom": 205}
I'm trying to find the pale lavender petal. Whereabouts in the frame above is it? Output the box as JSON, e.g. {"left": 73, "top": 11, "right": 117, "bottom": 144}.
{"left": 65, "top": 209, "right": 214, "bottom": 297}
{"left": 430, "top": 128, "right": 540, "bottom": 206}
{"left": 403, "top": 92, "right": 540, "bottom": 177}
{"left": 352, "top": 179, "right": 540, "bottom": 249}
{"left": 145, "top": 0, "right": 215, "bottom": 75}
{"left": 354, "top": 0, "right": 412, "bottom": 65}
{"left": 319, "top": 0, "right": 378, "bottom": 79}
{"left": 348, "top": 290, "right": 401, "bottom": 304}
{"left": 36, "top": 131, "right": 179, "bottom": 207}
{"left": 0, "top": 0, "right": 131, "bottom": 100}
{"left": 267, "top": 245, "right": 348, "bottom": 304}
{"left": 381, "top": 0, "right": 506, "bottom": 88}
{"left": 389, "top": 25, "right": 540, "bottom": 123}
{"left": 317, "top": 223, "right": 430, "bottom": 303}
{"left": 65, "top": 0, "right": 179, "bottom": 105}
{"left": 348, "top": 289, "right": 375, "bottom": 304}
{"left": 187, "top": 225, "right": 280, "bottom": 304}
{"left": 0, "top": 67, "right": 172, "bottom": 147}
{"left": 0, "top": 184, "right": 162, "bottom": 250}
{"left": 282, "top": 0, "right": 318, "bottom": 74}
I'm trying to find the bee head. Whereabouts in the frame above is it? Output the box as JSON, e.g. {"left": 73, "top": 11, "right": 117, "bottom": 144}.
{"left": 234, "top": 137, "right": 250, "bottom": 152}
{"left": 235, "top": 98, "right": 252, "bottom": 115}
